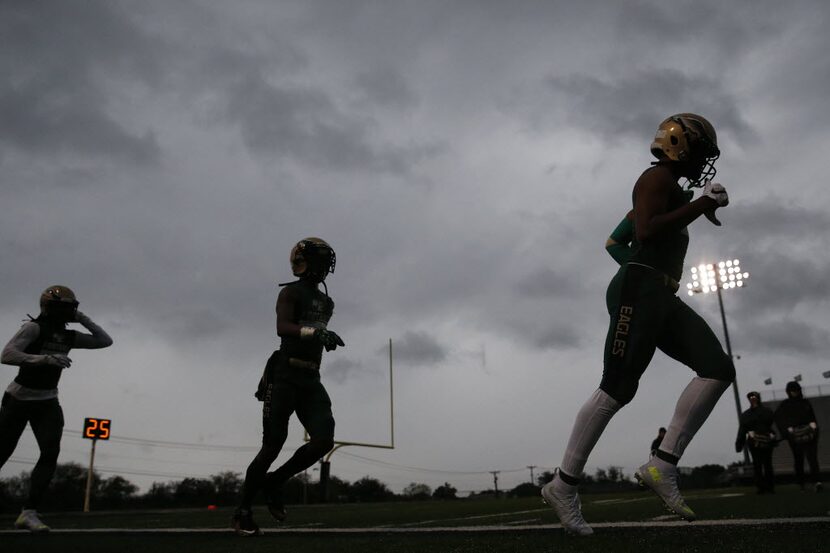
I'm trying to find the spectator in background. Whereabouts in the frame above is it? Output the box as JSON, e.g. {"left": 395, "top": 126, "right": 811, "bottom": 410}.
{"left": 774, "top": 381, "right": 822, "bottom": 492}
{"left": 736, "top": 391, "right": 776, "bottom": 494}
{"left": 651, "top": 427, "right": 667, "bottom": 457}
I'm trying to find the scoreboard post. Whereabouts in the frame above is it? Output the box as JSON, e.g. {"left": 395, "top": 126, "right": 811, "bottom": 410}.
{"left": 82, "top": 417, "right": 111, "bottom": 512}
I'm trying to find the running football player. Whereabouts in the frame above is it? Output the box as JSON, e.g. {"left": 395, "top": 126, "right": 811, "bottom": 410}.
{"left": 542, "top": 114, "right": 733, "bottom": 535}
{"left": 232, "top": 238, "right": 344, "bottom": 536}
{"left": 0, "top": 286, "right": 113, "bottom": 532}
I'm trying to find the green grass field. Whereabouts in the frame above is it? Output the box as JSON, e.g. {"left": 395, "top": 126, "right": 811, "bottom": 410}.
{"left": 1, "top": 485, "right": 828, "bottom": 553}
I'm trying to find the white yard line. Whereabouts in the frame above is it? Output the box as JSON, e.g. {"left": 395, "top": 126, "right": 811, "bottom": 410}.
{"left": 382, "top": 507, "right": 549, "bottom": 527}
{"left": 1, "top": 517, "right": 828, "bottom": 534}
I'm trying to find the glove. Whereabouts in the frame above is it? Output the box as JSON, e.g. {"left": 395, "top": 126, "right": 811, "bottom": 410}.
{"left": 75, "top": 311, "right": 89, "bottom": 324}
{"left": 44, "top": 354, "right": 72, "bottom": 368}
{"left": 702, "top": 180, "right": 729, "bottom": 207}
{"left": 314, "top": 329, "right": 345, "bottom": 351}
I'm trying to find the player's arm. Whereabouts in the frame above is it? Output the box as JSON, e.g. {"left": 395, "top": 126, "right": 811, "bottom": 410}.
{"left": 276, "top": 287, "right": 344, "bottom": 351}
{"left": 1, "top": 322, "right": 71, "bottom": 368}
{"left": 633, "top": 169, "right": 722, "bottom": 242}
{"left": 276, "top": 286, "right": 303, "bottom": 338}
{"left": 72, "top": 312, "right": 113, "bottom": 349}
{"left": 605, "top": 211, "right": 634, "bottom": 265}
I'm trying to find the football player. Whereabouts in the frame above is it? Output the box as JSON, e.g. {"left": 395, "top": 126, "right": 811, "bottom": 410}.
{"left": 232, "top": 238, "right": 345, "bottom": 536}
{"left": 774, "top": 381, "right": 822, "bottom": 492}
{"left": 736, "top": 391, "right": 777, "bottom": 494}
{"left": 0, "top": 286, "right": 113, "bottom": 532}
{"left": 542, "top": 114, "right": 733, "bottom": 535}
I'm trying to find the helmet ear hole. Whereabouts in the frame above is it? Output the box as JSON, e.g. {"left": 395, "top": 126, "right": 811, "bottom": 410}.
{"left": 670, "top": 136, "right": 679, "bottom": 145}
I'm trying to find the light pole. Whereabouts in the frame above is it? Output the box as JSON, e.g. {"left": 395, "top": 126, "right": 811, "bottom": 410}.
{"left": 686, "top": 258, "right": 751, "bottom": 465}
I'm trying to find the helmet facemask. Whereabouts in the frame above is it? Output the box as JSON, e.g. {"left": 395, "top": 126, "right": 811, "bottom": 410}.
{"left": 290, "top": 238, "right": 336, "bottom": 282}
{"left": 651, "top": 113, "right": 720, "bottom": 188}
{"left": 39, "top": 286, "right": 79, "bottom": 324}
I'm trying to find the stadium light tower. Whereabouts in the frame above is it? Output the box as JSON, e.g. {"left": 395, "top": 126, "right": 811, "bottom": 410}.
{"left": 687, "top": 258, "right": 751, "bottom": 465}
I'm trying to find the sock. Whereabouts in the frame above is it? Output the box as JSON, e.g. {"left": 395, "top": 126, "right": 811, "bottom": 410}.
{"left": 559, "top": 388, "right": 622, "bottom": 481}
{"left": 658, "top": 377, "right": 729, "bottom": 460}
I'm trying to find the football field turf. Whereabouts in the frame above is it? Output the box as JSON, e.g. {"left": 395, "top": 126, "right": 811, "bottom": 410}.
{"left": 1, "top": 485, "right": 827, "bottom": 552}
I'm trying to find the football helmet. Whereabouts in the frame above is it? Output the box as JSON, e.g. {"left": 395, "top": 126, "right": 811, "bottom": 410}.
{"left": 651, "top": 113, "right": 720, "bottom": 187}
{"left": 39, "top": 285, "right": 79, "bottom": 322}
{"left": 290, "top": 237, "right": 336, "bottom": 281}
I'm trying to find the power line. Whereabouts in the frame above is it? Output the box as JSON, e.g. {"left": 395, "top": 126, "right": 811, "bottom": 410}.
{"left": 336, "top": 450, "right": 538, "bottom": 476}
{"left": 63, "top": 429, "right": 266, "bottom": 452}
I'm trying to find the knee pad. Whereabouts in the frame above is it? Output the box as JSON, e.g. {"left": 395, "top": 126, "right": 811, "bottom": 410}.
{"left": 600, "top": 384, "right": 636, "bottom": 406}
{"left": 697, "top": 353, "right": 735, "bottom": 382}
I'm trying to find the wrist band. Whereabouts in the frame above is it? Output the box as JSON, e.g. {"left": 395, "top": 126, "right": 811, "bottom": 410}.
{"left": 300, "top": 326, "right": 316, "bottom": 340}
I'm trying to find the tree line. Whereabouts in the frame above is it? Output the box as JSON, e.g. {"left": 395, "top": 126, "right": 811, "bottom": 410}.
{"left": 0, "top": 462, "right": 461, "bottom": 512}
{"left": 0, "top": 462, "right": 732, "bottom": 512}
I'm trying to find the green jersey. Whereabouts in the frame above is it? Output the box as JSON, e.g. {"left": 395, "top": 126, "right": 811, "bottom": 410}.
{"left": 630, "top": 182, "right": 690, "bottom": 282}
{"left": 278, "top": 280, "right": 334, "bottom": 366}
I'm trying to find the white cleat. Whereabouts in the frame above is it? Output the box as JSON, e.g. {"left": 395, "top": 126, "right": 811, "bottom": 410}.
{"left": 541, "top": 473, "right": 594, "bottom": 536}
{"left": 14, "top": 509, "right": 50, "bottom": 533}
{"left": 635, "top": 461, "right": 696, "bottom": 521}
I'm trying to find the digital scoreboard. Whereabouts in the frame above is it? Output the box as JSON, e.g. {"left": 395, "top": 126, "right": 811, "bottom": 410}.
{"left": 83, "top": 417, "right": 111, "bottom": 440}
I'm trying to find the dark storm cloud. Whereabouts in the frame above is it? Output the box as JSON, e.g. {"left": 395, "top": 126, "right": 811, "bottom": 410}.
{"left": 708, "top": 201, "right": 830, "bottom": 317}
{"left": 738, "top": 319, "right": 830, "bottom": 355}
{"left": 354, "top": 66, "right": 417, "bottom": 109}
{"left": 532, "top": 324, "right": 583, "bottom": 350}
{"left": 385, "top": 331, "right": 448, "bottom": 367}
{"left": 0, "top": 0, "right": 161, "bottom": 164}
{"left": 514, "top": 267, "right": 581, "bottom": 299}
{"left": 224, "top": 70, "right": 421, "bottom": 173}
{"left": 539, "top": 69, "right": 754, "bottom": 143}
{"left": 325, "top": 357, "right": 364, "bottom": 384}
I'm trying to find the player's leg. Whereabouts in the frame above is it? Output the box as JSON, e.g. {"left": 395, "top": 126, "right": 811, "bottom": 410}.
{"left": 653, "top": 299, "right": 733, "bottom": 463}
{"left": 269, "top": 378, "right": 334, "bottom": 486}
{"left": 264, "top": 378, "right": 334, "bottom": 521}
{"left": 788, "top": 440, "right": 806, "bottom": 489}
{"left": 749, "top": 446, "right": 764, "bottom": 493}
{"left": 545, "top": 266, "right": 663, "bottom": 535}
{"left": 234, "top": 378, "right": 296, "bottom": 535}
{"left": 17, "top": 399, "right": 63, "bottom": 532}
{"left": 804, "top": 439, "right": 821, "bottom": 491}
{"left": 0, "top": 393, "right": 30, "bottom": 471}
{"left": 761, "top": 448, "right": 775, "bottom": 493}
{"left": 635, "top": 297, "right": 732, "bottom": 520}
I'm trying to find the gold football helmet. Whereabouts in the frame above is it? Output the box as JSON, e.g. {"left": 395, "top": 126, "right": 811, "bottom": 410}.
{"left": 39, "top": 285, "right": 79, "bottom": 321}
{"left": 650, "top": 113, "right": 720, "bottom": 187}
{"left": 290, "top": 237, "right": 336, "bottom": 281}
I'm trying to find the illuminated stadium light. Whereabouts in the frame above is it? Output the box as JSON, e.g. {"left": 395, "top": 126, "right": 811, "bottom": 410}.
{"left": 687, "top": 258, "right": 749, "bottom": 296}
{"left": 686, "top": 257, "right": 751, "bottom": 465}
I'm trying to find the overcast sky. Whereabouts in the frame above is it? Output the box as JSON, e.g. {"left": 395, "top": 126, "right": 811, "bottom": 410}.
{"left": 2, "top": 0, "right": 829, "bottom": 495}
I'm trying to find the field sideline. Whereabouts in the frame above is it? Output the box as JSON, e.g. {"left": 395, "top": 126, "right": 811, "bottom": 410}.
{"left": 1, "top": 486, "right": 827, "bottom": 552}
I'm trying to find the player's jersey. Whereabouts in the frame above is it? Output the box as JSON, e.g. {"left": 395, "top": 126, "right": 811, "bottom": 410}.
{"left": 278, "top": 281, "right": 334, "bottom": 366}
{"left": 629, "top": 178, "right": 690, "bottom": 282}
{"left": 14, "top": 318, "right": 76, "bottom": 390}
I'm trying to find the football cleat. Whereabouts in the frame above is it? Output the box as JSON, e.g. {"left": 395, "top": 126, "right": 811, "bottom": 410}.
{"left": 541, "top": 471, "right": 594, "bottom": 536}
{"left": 266, "top": 491, "right": 287, "bottom": 522}
{"left": 14, "top": 509, "right": 50, "bottom": 533}
{"left": 635, "top": 461, "right": 696, "bottom": 521}
{"left": 231, "top": 508, "right": 262, "bottom": 537}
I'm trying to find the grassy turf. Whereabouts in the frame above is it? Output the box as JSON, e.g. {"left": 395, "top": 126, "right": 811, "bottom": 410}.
{"left": 1, "top": 486, "right": 827, "bottom": 553}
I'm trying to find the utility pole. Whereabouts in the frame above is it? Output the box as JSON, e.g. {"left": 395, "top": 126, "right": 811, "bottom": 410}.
{"left": 527, "top": 465, "right": 536, "bottom": 485}
{"left": 490, "top": 471, "right": 500, "bottom": 497}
